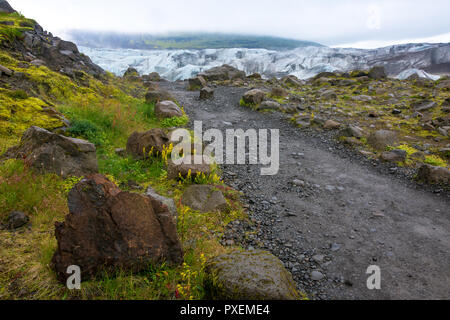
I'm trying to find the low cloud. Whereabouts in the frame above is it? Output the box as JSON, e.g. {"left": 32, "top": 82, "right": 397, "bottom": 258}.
{"left": 11, "top": 0, "right": 450, "bottom": 48}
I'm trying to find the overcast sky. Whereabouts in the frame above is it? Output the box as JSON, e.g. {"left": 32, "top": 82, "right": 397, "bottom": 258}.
{"left": 10, "top": 0, "right": 450, "bottom": 48}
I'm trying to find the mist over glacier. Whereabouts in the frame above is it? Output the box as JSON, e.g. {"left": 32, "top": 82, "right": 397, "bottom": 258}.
{"left": 79, "top": 43, "right": 449, "bottom": 81}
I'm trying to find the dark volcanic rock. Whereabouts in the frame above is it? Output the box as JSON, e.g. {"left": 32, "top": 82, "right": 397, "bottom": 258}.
{"left": 368, "top": 66, "right": 387, "bottom": 80}
{"left": 4, "top": 126, "right": 98, "bottom": 178}
{"left": 51, "top": 174, "right": 183, "bottom": 283}
{"left": 204, "top": 249, "right": 300, "bottom": 300}
{"left": 6, "top": 211, "right": 29, "bottom": 230}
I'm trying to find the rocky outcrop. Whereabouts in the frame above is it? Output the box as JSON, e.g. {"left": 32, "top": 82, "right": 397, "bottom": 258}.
{"left": 3, "top": 126, "right": 98, "bottom": 178}
{"left": 0, "top": 0, "right": 15, "bottom": 13}
{"left": 181, "top": 185, "right": 228, "bottom": 213}
{"left": 145, "top": 186, "right": 178, "bottom": 217}
{"left": 51, "top": 174, "right": 183, "bottom": 283}
{"left": 155, "top": 101, "right": 183, "bottom": 119}
{"left": 126, "top": 128, "right": 170, "bottom": 159}
{"left": 368, "top": 66, "right": 387, "bottom": 80}
{"left": 204, "top": 249, "right": 301, "bottom": 300}
{"left": 198, "top": 64, "right": 246, "bottom": 82}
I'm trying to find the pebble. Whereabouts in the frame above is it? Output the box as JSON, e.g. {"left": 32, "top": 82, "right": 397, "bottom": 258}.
{"left": 311, "top": 270, "right": 325, "bottom": 281}
{"left": 330, "top": 243, "right": 341, "bottom": 252}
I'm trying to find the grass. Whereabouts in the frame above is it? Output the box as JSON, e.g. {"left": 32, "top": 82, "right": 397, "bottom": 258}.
{"left": 0, "top": 25, "right": 249, "bottom": 299}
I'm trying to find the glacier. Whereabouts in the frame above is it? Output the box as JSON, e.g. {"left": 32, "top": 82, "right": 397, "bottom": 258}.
{"left": 79, "top": 43, "right": 449, "bottom": 81}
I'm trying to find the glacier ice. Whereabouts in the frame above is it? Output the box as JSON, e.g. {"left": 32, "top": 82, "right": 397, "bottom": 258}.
{"left": 79, "top": 43, "right": 447, "bottom": 81}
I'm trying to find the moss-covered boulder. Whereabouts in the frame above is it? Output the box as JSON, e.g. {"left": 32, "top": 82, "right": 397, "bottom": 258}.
{"left": 242, "top": 89, "right": 266, "bottom": 106}
{"left": 181, "top": 185, "right": 228, "bottom": 213}
{"left": 204, "top": 249, "right": 301, "bottom": 300}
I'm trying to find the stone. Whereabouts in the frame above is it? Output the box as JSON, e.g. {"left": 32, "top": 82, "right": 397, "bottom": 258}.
{"left": 321, "top": 90, "right": 337, "bottom": 100}
{"left": 282, "top": 75, "right": 302, "bottom": 87}
{"left": 51, "top": 174, "right": 183, "bottom": 283}
{"left": 145, "top": 186, "right": 178, "bottom": 217}
{"left": 258, "top": 101, "right": 280, "bottom": 111}
{"left": 368, "top": 130, "right": 397, "bottom": 150}
{"left": 368, "top": 66, "right": 387, "bottom": 80}
{"left": 199, "top": 87, "right": 214, "bottom": 100}
{"left": 123, "top": 67, "right": 139, "bottom": 77}
{"left": 271, "top": 87, "right": 288, "bottom": 98}
{"left": 145, "top": 89, "right": 176, "bottom": 104}
{"left": 411, "top": 100, "right": 438, "bottom": 112}
{"left": 242, "top": 89, "right": 266, "bottom": 105}
{"left": 0, "top": 64, "right": 13, "bottom": 76}
{"left": 198, "top": 64, "right": 246, "bottom": 82}
{"left": 188, "top": 76, "right": 207, "bottom": 90}
{"left": 340, "top": 125, "right": 364, "bottom": 138}
{"left": 323, "top": 120, "right": 341, "bottom": 130}
{"left": 30, "top": 59, "right": 46, "bottom": 67}
{"left": 181, "top": 185, "right": 228, "bottom": 213}
{"left": 146, "top": 72, "right": 161, "bottom": 82}
{"left": 204, "top": 249, "right": 300, "bottom": 300}
{"left": 6, "top": 211, "right": 29, "bottom": 230}
{"left": 3, "top": 126, "right": 98, "bottom": 178}
{"left": 155, "top": 101, "right": 183, "bottom": 119}
{"left": 167, "top": 156, "right": 212, "bottom": 180}
{"left": 311, "top": 271, "right": 325, "bottom": 281}
{"left": 126, "top": 128, "right": 169, "bottom": 159}
{"left": 247, "top": 73, "right": 262, "bottom": 80}
{"left": 380, "top": 150, "right": 407, "bottom": 162}
{"left": 417, "top": 165, "right": 450, "bottom": 184}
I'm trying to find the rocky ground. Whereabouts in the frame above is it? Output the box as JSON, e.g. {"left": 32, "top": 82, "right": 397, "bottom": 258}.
{"left": 161, "top": 81, "right": 450, "bottom": 300}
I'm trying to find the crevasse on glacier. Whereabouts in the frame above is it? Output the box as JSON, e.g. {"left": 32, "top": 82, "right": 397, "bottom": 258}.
{"left": 79, "top": 43, "right": 447, "bottom": 81}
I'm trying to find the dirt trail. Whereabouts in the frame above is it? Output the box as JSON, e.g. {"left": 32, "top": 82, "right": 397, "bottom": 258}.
{"left": 163, "top": 82, "right": 450, "bottom": 300}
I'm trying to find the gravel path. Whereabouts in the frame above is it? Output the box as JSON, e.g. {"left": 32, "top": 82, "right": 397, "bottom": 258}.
{"left": 163, "top": 82, "right": 450, "bottom": 300}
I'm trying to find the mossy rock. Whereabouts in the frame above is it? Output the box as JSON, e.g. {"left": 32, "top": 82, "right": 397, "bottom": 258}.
{"left": 204, "top": 249, "right": 301, "bottom": 300}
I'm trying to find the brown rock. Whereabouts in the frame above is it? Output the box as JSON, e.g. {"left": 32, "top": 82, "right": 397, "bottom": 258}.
{"left": 271, "top": 87, "right": 288, "bottom": 98}
{"left": 51, "top": 174, "right": 183, "bottom": 283}
{"left": 242, "top": 89, "right": 266, "bottom": 105}
{"left": 380, "top": 150, "right": 407, "bottom": 162}
{"left": 188, "top": 76, "right": 207, "bottom": 90}
{"left": 181, "top": 185, "right": 228, "bottom": 213}
{"left": 126, "top": 128, "right": 169, "bottom": 159}
{"left": 198, "top": 64, "right": 246, "bottom": 82}
{"left": 200, "top": 87, "right": 214, "bottom": 100}
{"left": 145, "top": 89, "right": 176, "bottom": 104}
{"left": 417, "top": 165, "right": 450, "bottom": 184}
{"left": 323, "top": 120, "right": 341, "bottom": 130}
{"left": 155, "top": 101, "right": 183, "bottom": 119}
{"left": 167, "top": 156, "right": 211, "bottom": 180}
{"left": 3, "top": 126, "right": 97, "bottom": 178}
{"left": 367, "top": 130, "right": 397, "bottom": 150}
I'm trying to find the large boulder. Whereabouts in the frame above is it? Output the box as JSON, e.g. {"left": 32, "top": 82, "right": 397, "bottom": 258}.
{"left": 367, "top": 130, "right": 397, "bottom": 150}
{"left": 257, "top": 101, "right": 281, "bottom": 111}
{"left": 242, "top": 89, "right": 266, "bottom": 105}
{"left": 380, "top": 149, "right": 407, "bottom": 162}
{"left": 51, "top": 174, "right": 183, "bottom": 283}
{"left": 155, "top": 101, "right": 183, "bottom": 119}
{"left": 145, "top": 72, "right": 161, "bottom": 82}
{"left": 368, "top": 66, "right": 387, "bottom": 80}
{"left": 126, "top": 128, "right": 169, "bottom": 159}
{"left": 188, "top": 76, "right": 207, "bottom": 91}
{"left": 123, "top": 67, "right": 139, "bottom": 78}
{"left": 145, "top": 89, "right": 176, "bottom": 104}
{"left": 145, "top": 186, "right": 178, "bottom": 217}
{"left": 282, "top": 75, "right": 302, "bottom": 87}
{"left": 181, "top": 185, "right": 228, "bottom": 213}
{"left": 167, "top": 156, "right": 211, "bottom": 180}
{"left": 339, "top": 125, "right": 364, "bottom": 138}
{"left": 3, "top": 126, "right": 98, "bottom": 178}
{"left": 198, "top": 64, "right": 246, "bottom": 82}
{"left": 417, "top": 165, "right": 450, "bottom": 184}
{"left": 204, "top": 249, "right": 301, "bottom": 300}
